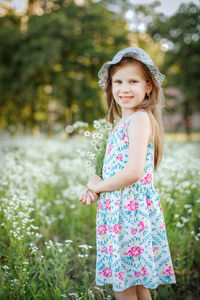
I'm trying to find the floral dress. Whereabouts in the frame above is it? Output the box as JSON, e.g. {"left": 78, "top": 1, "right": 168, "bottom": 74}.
{"left": 95, "top": 113, "right": 176, "bottom": 291}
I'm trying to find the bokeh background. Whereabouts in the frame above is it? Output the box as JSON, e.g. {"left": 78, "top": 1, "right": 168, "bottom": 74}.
{"left": 0, "top": 0, "right": 200, "bottom": 137}
{"left": 0, "top": 1, "right": 200, "bottom": 300}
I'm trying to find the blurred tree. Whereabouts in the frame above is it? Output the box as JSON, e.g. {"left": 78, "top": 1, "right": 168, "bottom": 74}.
{"left": 0, "top": 14, "right": 23, "bottom": 129}
{"left": 147, "top": 2, "right": 200, "bottom": 133}
{"left": 0, "top": 0, "right": 130, "bottom": 135}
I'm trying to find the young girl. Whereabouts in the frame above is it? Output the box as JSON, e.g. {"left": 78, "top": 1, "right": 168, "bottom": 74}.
{"left": 79, "top": 47, "right": 176, "bottom": 300}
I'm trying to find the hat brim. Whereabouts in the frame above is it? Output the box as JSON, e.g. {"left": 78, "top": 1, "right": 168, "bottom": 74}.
{"left": 98, "top": 52, "right": 165, "bottom": 91}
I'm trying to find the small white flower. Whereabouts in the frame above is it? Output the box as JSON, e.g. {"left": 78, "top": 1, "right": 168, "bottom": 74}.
{"left": 87, "top": 151, "right": 92, "bottom": 157}
{"left": 174, "top": 214, "right": 179, "bottom": 218}
{"left": 97, "top": 133, "right": 103, "bottom": 139}
{"left": 68, "top": 292, "right": 79, "bottom": 297}
{"left": 180, "top": 217, "right": 189, "bottom": 223}
{"left": 85, "top": 160, "right": 91, "bottom": 166}
{"left": 78, "top": 244, "right": 92, "bottom": 249}
{"left": 176, "top": 222, "right": 184, "bottom": 228}
{"left": 78, "top": 254, "right": 84, "bottom": 258}
{"left": 56, "top": 242, "right": 62, "bottom": 247}
{"left": 84, "top": 131, "right": 91, "bottom": 137}
{"left": 92, "top": 132, "right": 98, "bottom": 138}
{"left": 94, "top": 121, "right": 100, "bottom": 129}
{"left": 90, "top": 138, "right": 97, "bottom": 144}
{"left": 184, "top": 204, "right": 192, "bottom": 208}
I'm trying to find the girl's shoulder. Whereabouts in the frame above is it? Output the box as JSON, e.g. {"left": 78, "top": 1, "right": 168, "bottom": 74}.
{"left": 127, "top": 110, "right": 152, "bottom": 143}
{"left": 128, "top": 110, "right": 150, "bottom": 126}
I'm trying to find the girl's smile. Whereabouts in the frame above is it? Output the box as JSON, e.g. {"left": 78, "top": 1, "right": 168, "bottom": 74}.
{"left": 120, "top": 96, "right": 134, "bottom": 103}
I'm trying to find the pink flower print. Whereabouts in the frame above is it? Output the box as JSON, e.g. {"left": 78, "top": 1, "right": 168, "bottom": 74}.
{"left": 113, "top": 224, "right": 118, "bottom": 234}
{"left": 107, "top": 143, "right": 114, "bottom": 155}
{"left": 150, "top": 154, "right": 153, "bottom": 161}
{"left": 103, "top": 267, "right": 112, "bottom": 277}
{"left": 103, "top": 166, "right": 107, "bottom": 174}
{"left": 121, "top": 132, "right": 125, "bottom": 140}
{"left": 134, "top": 271, "right": 141, "bottom": 277}
{"left": 131, "top": 228, "right": 138, "bottom": 235}
{"left": 153, "top": 246, "right": 159, "bottom": 253}
{"left": 124, "top": 201, "right": 139, "bottom": 212}
{"left": 140, "top": 267, "right": 148, "bottom": 277}
{"left": 134, "top": 267, "right": 147, "bottom": 277}
{"left": 143, "top": 173, "right": 152, "bottom": 184}
{"left": 113, "top": 224, "right": 122, "bottom": 234}
{"left": 106, "top": 198, "right": 111, "bottom": 210}
{"left": 115, "top": 199, "right": 120, "bottom": 206}
{"left": 146, "top": 197, "right": 153, "bottom": 207}
{"left": 160, "top": 222, "right": 165, "bottom": 230}
{"left": 162, "top": 265, "right": 174, "bottom": 276}
{"left": 118, "top": 271, "right": 123, "bottom": 281}
{"left": 101, "top": 246, "right": 108, "bottom": 253}
{"left": 109, "top": 245, "right": 113, "bottom": 256}
{"left": 124, "top": 246, "right": 144, "bottom": 257}
{"left": 159, "top": 201, "right": 163, "bottom": 211}
{"left": 122, "top": 123, "right": 126, "bottom": 130}
{"left": 139, "top": 221, "right": 148, "bottom": 232}
{"left": 139, "top": 221, "right": 145, "bottom": 232}
{"left": 97, "top": 224, "right": 107, "bottom": 235}
{"left": 166, "top": 266, "right": 174, "bottom": 276}
{"left": 116, "top": 153, "right": 123, "bottom": 160}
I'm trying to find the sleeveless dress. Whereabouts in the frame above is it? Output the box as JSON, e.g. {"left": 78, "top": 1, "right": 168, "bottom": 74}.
{"left": 95, "top": 112, "right": 176, "bottom": 291}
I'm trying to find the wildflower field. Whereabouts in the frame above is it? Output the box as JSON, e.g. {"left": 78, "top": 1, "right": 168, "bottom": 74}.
{"left": 0, "top": 130, "right": 200, "bottom": 300}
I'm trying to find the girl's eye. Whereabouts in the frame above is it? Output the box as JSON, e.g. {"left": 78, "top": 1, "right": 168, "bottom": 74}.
{"left": 131, "top": 80, "right": 137, "bottom": 83}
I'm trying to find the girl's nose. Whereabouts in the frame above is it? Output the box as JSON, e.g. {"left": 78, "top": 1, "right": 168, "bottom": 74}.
{"left": 120, "top": 82, "right": 131, "bottom": 92}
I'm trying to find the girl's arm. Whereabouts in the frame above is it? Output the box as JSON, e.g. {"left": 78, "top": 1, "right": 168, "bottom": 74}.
{"left": 88, "top": 112, "right": 151, "bottom": 193}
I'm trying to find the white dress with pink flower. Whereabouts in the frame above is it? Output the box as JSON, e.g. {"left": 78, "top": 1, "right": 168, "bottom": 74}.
{"left": 95, "top": 113, "right": 176, "bottom": 291}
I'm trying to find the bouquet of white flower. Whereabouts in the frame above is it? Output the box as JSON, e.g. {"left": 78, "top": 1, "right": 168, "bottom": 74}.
{"left": 73, "top": 119, "right": 113, "bottom": 177}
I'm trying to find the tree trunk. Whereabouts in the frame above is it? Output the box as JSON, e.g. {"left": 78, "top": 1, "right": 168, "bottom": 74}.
{"left": 183, "top": 100, "right": 192, "bottom": 135}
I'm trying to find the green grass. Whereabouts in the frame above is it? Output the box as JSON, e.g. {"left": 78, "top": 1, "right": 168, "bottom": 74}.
{"left": 0, "top": 134, "right": 200, "bottom": 299}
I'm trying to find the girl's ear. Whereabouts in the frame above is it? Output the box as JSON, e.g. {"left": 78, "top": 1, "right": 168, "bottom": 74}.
{"left": 146, "top": 81, "right": 152, "bottom": 93}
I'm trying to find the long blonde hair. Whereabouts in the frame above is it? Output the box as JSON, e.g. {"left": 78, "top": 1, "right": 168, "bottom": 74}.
{"left": 105, "top": 57, "right": 164, "bottom": 171}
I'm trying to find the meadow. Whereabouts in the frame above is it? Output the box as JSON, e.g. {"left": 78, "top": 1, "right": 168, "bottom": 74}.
{"left": 0, "top": 128, "right": 200, "bottom": 300}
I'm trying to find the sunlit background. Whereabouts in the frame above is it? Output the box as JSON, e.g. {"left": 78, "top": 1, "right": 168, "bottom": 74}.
{"left": 0, "top": 0, "right": 199, "bottom": 137}
{"left": 1, "top": 0, "right": 199, "bottom": 15}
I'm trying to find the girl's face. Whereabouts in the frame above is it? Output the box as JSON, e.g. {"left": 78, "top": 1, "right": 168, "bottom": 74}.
{"left": 111, "top": 62, "right": 152, "bottom": 115}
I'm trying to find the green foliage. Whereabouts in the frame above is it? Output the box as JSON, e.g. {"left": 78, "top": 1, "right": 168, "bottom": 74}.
{"left": 147, "top": 2, "right": 200, "bottom": 132}
{"left": 0, "top": 0, "right": 129, "bottom": 132}
{"left": 95, "top": 135, "right": 108, "bottom": 177}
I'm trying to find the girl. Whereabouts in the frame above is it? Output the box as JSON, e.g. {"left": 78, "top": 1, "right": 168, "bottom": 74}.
{"left": 79, "top": 47, "right": 176, "bottom": 300}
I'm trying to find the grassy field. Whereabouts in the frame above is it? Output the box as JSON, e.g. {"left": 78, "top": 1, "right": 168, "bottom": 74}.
{"left": 0, "top": 132, "right": 200, "bottom": 300}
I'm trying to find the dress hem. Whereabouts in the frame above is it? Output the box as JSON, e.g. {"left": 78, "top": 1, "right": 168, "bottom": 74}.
{"left": 95, "top": 280, "right": 177, "bottom": 292}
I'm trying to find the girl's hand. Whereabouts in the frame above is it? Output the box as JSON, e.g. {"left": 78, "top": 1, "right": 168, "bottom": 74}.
{"left": 79, "top": 188, "right": 99, "bottom": 205}
{"left": 87, "top": 175, "right": 103, "bottom": 193}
